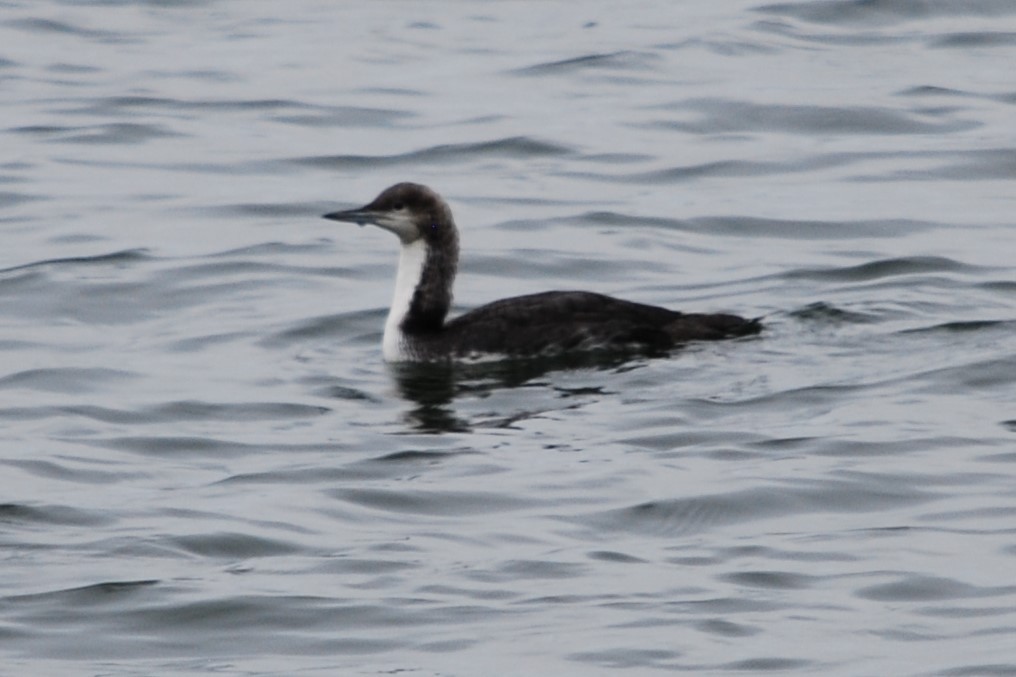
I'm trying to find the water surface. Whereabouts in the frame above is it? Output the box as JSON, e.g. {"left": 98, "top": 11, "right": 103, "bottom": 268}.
{"left": 2, "top": 1, "right": 1015, "bottom": 675}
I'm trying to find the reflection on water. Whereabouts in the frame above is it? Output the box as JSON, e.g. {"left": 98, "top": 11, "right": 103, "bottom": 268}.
{"left": 389, "top": 352, "right": 651, "bottom": 432}
{"left": 389, "top": 362, "right": 464, "bottom": 432}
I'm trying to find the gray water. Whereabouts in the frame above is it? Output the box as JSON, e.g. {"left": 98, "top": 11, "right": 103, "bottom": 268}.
{"left": 3, "top": 1, "right": 1016, "bottom": 675}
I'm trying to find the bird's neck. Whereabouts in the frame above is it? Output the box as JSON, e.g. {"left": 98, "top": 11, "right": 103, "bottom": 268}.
{"left": 383, "top": 238, "right": 457, "bottom": 359}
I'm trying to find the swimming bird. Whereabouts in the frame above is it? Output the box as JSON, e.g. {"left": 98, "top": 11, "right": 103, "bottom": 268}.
{"left": 323, "top": 182, "right": 761, "bottom": 362}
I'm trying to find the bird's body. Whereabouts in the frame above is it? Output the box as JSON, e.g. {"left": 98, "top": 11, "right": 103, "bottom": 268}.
{"left": 323, "top": 183, "right": 761, "bottom": 363}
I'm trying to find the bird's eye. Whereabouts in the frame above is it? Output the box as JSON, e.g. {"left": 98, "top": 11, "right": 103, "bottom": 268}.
{"left": 393, "top": 202, "right": 405, "bottom": 210}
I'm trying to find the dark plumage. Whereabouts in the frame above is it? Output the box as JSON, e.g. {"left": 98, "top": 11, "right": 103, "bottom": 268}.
{"left": 323, "top": 183, "right": 761, "bottom": 362}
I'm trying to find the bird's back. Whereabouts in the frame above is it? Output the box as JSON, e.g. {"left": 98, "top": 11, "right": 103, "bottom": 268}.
{"left": 415, "top": 291, "right": 759, "bottom": 360}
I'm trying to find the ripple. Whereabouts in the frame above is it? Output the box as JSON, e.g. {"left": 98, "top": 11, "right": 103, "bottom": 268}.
{"left": 0, "top": 401, "right": 330, "bottom": 425}
{"left": 5, "top": 588, "right": 414, "bottom": 658}
{"left": 908, "top": 354, "right": 1016, "bottom": 391}
{"left": 570, "top": 647, "right": 681, "bottom": 670}
{"left": 0, "top": 191, "right": 41, "bottom": 208}
{"left": 0, "top": 367, "right": 138, "bottom": 393}
{"left": 582, "top": 475, "right": 937, "bottom": 536}
{"left": 8, "top": 580, "right": 158, "bottom": 604}
{"left": 572, "top": 148, "right": 1001, "bottom": 183}
{"left": 887, "top": 148, "right": 1016, "bottom": 181}
{"left": 170, "top": 532, "right": 303, "bottom": 558}
{"left": 932, "top": 31, "right": 1016, "bottom": 48}
{"left": 3, "top": 459, "right": 143, "bottom": 485}
{"left": 512, "top": 50, "right": 659, "bottom": 76}
{"left": 650, "top": 99, "right": 974, "bottom": 135}
{"left": 856, "top": 575, "right": 1016, "bottom": 602}
{"left": 757, "top": 0, "right": 1016, "bottom": 26}
{"left": 722, "top": 657, "right": 813, "bottom": 671}
{"left": 66, "top": 95, "right": 411, "bottom": 128}
{"left": 783, "top": 256, "right": 979, "bottom": 282}
{"left": 18, "top": 122, "right": 180, "bottom": 144}
{"left": 555, "top": 211, "right": 933, "bottom": 239}
{"left": 696, "top": 618, "right": 762, "bottom": 637}
{"left": 6, "top": 17, "right": 124, "bottom": 41}
{"left": 289, "top": 136, "right": 572, "bottom": 170}
{"left": 900, "top": 319, "right": 1016, "bottom": 335}
{"left": 334, "top": 488, "right": 530, "bottom": 516}
{"left": 101, "top": 435, "right": 291, "bottom": 458}
{"left": 787, "top": 301, "right": 880, "bottom": 323}
{"left": 722, "top": 570, "right": 815, "bottom": 590}
{"left": 0, "top": 502, "right": 114, "bottom": 527}
{"left": 261, "top": 309, "right": 380, "bottom": 347}
{"left": 939, "top": 666, "right": 1016, "bottom": 677}
{"left": 0, "top": 249, "right": 151, "bottom": 275}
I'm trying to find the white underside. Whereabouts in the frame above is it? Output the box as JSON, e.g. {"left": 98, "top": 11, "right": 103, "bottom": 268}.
{"left": 382, "top": 238, "right": 428, "bottom": 362}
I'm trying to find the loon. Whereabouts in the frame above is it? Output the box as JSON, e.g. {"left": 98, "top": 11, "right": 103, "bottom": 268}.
{"left": 323, "top": 183, "right": 761, "bottom": 362}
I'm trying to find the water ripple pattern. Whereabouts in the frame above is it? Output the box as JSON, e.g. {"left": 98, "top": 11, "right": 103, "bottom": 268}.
{"left": 2, "top": 1, "right": 1015, "bottom": 675}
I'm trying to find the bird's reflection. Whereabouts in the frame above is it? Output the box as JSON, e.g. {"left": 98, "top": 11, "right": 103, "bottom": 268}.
{"left": 387, "top": 361, "right": 464, "bottom": 432}
{"left": 388, "top": 352, "right": 647, "bottom": 433}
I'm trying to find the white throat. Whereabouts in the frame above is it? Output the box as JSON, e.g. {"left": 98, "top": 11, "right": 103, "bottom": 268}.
{"left": 382, "top": 238, "right": 428, "bottom": 361}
